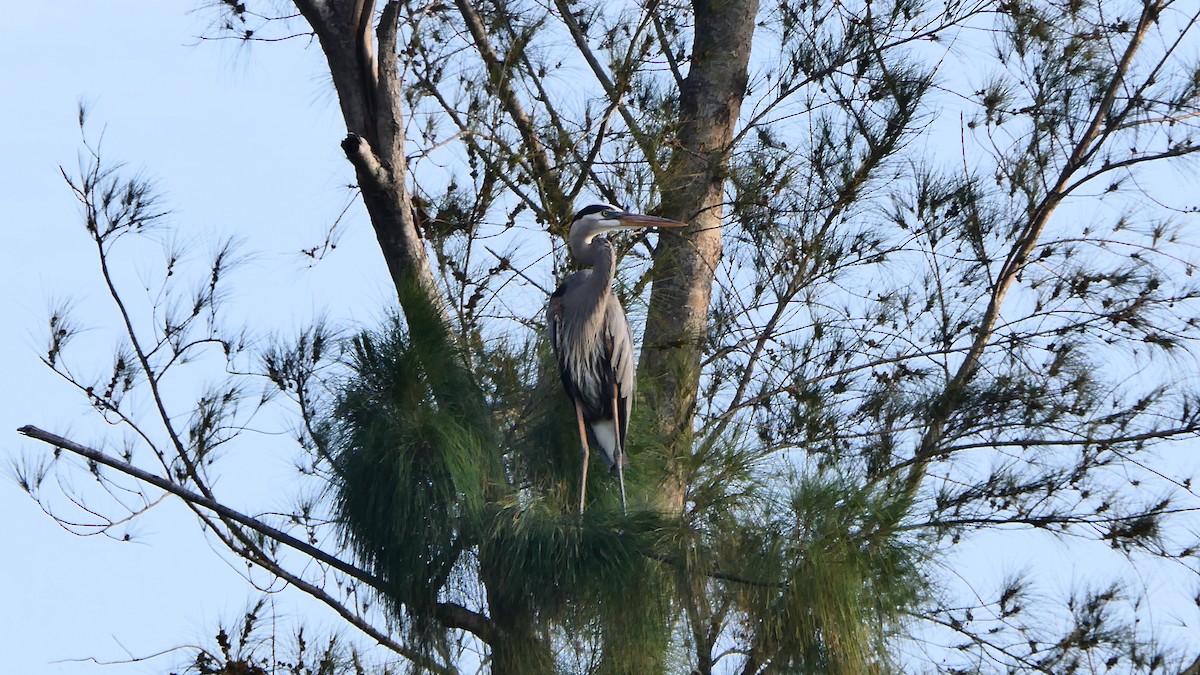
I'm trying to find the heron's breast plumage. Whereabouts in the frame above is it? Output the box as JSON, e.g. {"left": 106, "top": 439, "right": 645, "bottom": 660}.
{"left": 551, "top": 273, "right": 620, "bottom": 419}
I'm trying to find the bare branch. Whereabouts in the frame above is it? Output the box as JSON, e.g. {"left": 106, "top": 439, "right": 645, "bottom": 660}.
{"left": 16, "top": 425, "right": 495, "bottom": 652}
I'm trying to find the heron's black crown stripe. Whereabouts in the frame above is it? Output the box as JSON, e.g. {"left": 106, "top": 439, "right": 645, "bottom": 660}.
{"left": 571, "top": 204, "right": 615, "bottom": 221}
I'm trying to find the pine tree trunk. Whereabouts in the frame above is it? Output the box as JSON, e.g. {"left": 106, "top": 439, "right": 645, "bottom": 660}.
{"left": 639, "top": 0, "right": 760, "bottom": 510}
{"left": 479, "top": 556, "right": 555, "bottom": 675}
{"left": 293, "top": 0, "right": 446, "bottom": 321}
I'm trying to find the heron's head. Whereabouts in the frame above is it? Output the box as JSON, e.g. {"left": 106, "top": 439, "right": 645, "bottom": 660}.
{"left": 568, "top": 204, "right": 686, "bottom": 248}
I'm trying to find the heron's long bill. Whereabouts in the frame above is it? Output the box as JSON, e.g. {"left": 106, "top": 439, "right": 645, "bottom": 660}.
{"left": 615, "top": 212, "right": 687, "bottom": 229}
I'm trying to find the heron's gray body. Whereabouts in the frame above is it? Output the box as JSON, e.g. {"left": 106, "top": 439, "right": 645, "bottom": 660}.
{"left": 549, "top": 265, "right": 634, "bottom": 470}
{"left": 548, "top": 204, "right": 684, "bottom": 512}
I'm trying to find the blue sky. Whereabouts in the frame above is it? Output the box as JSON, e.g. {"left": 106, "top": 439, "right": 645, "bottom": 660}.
{"left": 1, "top": 5, "right": 403, "bottom": 673}
{"left": 5, "top": 4, "right": 1200, "bottom": 673}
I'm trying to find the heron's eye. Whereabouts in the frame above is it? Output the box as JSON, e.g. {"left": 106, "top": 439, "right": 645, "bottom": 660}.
{"left": 602, "top": 209, "right": 616, "bottom": 218}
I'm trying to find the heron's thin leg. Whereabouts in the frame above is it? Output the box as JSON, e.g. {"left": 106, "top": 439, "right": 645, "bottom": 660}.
{"left": 575, "top": 399, "right": 590, "bottom": 515}
{"left": 611, "top": 385, "right": 627, "bottom": 515}
{"left": 614, "top": 440, "right": 628, "bottom": 515}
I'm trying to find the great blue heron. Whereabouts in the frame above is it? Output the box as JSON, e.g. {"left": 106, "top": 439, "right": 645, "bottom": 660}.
{"left": 548, "top": 204, "right": 686, "bottom": 514}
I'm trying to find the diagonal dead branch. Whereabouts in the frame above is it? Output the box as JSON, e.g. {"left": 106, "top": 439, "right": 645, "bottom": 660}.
{"left": 16, "top": 425, "right": 495, "bottom": 653}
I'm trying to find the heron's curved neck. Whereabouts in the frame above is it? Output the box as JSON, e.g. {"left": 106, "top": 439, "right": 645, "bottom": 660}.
{"left": 571, "top": 231, "right": 616, "bottom": 286}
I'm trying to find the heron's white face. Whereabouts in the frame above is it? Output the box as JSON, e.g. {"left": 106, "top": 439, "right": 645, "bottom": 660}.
{"left": 568, "top": 204, "right": 685, "bottom": 242}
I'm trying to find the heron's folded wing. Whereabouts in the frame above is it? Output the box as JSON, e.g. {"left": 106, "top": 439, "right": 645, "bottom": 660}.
{"left": 604, "top": 299, "right": 636, "bottom": 455}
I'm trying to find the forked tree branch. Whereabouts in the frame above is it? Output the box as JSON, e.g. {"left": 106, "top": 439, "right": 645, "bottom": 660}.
{"left": 64, "top": 154, "right": 291, "bottom": 590}
{"left": 452, "top": 0, "right": 570, "bottom": 223}
{"left": 896, "top": 1, "right": 1165, "bottom": 505}
{"left": 550, "top": 0, "right": 665, "bottom": 181}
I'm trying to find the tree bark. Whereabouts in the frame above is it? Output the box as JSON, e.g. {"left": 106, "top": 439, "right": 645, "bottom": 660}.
{"left": 639, "top": 0, "right": 760, "bottom": 511}
{"left": 293, "top": 0, "right": 446, "bottom": 321}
